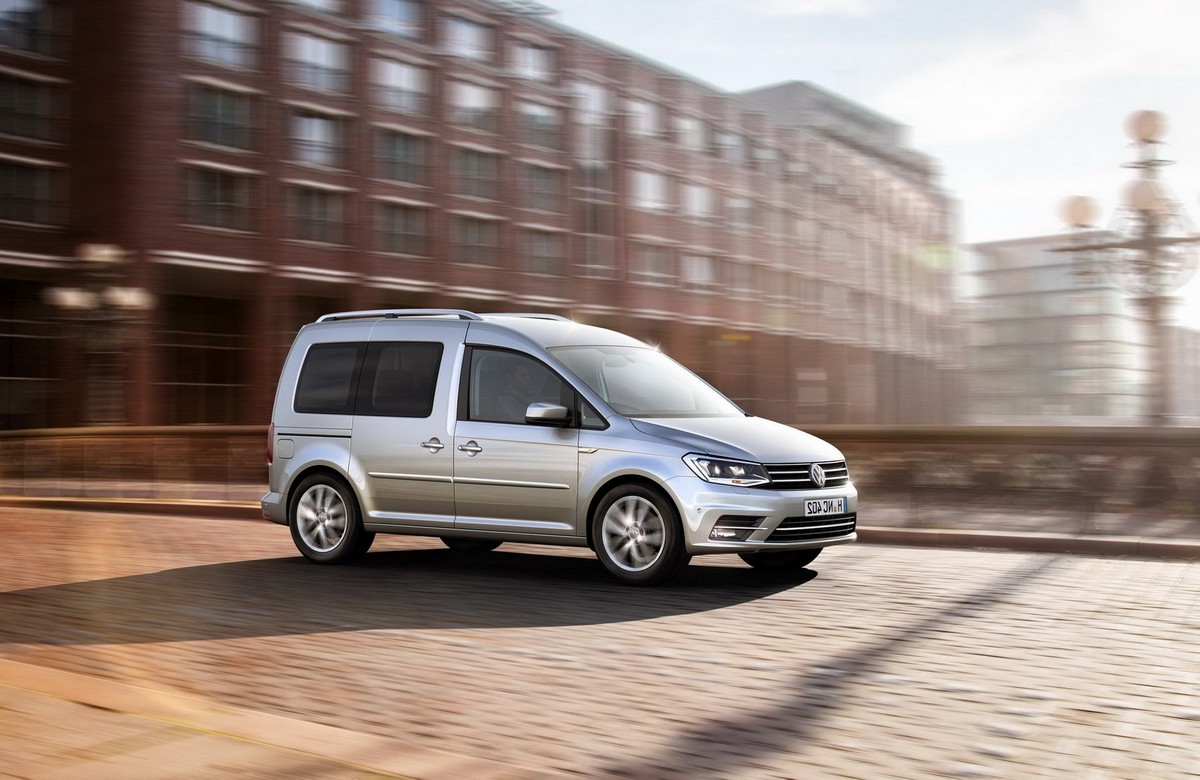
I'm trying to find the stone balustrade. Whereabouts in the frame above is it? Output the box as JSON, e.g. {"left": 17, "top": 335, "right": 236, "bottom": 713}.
{"left": 1, "top": 425, "right": 1197, "bottom": 519}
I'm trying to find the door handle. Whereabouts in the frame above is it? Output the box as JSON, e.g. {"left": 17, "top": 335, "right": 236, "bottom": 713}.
{"left": 458, "top": 441, "right": 483, "bottom": 455}
{"left": 420, "top": 438, "right": 445, "bottom": 452}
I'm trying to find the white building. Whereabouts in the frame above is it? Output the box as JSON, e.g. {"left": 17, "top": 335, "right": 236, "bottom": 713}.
{"left": 968, "top": 233, "right": 1150, "bottom": 424}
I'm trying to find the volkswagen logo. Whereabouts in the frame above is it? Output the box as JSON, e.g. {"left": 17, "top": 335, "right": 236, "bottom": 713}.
{"left": 809, "top": 463, "right": 827, "bottom": 488}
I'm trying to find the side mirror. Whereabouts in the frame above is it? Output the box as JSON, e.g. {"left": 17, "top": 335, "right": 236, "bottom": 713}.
{"left": 525, "top": 402, "right": 571, "bottom": 426}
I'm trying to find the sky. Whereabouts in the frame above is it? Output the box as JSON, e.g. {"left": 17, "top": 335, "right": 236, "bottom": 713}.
{"left": 545, "top": 0, "right": 1200, "bottom": 326}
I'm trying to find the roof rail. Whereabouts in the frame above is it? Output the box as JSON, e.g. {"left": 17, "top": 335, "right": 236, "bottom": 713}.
{"left": 481, "top": 313, "right": 572, "bottom": 321}
{"left": 316, "top": 309, "right": 484, "bottom": 323}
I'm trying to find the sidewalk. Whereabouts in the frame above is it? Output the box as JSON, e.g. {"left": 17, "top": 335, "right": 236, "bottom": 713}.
{"left": 1, "top": 481, "right": 1197, "bottom": 560}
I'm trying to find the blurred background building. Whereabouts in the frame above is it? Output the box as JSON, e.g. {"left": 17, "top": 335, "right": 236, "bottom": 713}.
{"left": 0, "top": 0, "right": 964, "bottom": 430}
{"left": 968, "top": 234, "right": 1147, "bottom": 424}
{"left": 968, "top": 233, "right": 1200, "bottom": 425}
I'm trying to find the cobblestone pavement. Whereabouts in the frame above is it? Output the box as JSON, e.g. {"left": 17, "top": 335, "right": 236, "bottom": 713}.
{"left": 1, "top": 508, "right": 1197, "bottom": 779}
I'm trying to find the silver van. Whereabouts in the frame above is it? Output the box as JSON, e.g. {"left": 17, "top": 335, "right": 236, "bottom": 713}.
{"left": 261, "top": 310, "right": 856, "bottom": 585}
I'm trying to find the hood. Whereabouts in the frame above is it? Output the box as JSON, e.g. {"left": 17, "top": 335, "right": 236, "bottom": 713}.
{"left": 629, "top": 416, "right": 843, "bottom": 463}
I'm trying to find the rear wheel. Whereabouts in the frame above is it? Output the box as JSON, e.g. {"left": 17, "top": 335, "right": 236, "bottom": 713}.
{"left": 440, "top": 537, "right": 502, "bottom": 553}
{"left": 592, "top": 484, "right": 688, "bottom": 586}
{"left": 739, "top": 548, "right": 821, "bottom": 570}
{"left": 289, "top": 474, "right": 372, "bottom": 563}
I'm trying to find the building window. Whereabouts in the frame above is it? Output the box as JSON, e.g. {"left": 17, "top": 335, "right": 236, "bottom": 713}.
{"left": 764, "top": 207, "right": 785, "bottom": 237}
{"left": 290, "top": 109, "right": 343, "bottom": 168}
{"left": 369, "top": 0, "right": 421, "bottom": 38}
{"left": 682, "top": 183, "right": 714, "bottom": 220}
{"left": 450, "top": 215, "right": 500, "bottom": 266}
{"left": 288, "top": 186, "right": 344, "bottom": 243}
{"left": 572, "top": 81, "right": 612, "bottom": 162}
{"left": 157, "top": 295, "right": 248, "bottom": 424}
{"left": 632, "top": 243, "right": 673, "bottom": 285}
{"left": 0, "top": 160, "right": 56, "bottom": 224}
{"left": 452, "top": 148, "right": 500, "bottom": 200}
{"left": 577, "top": 234, "right": 615, "bottom": 279}
{"left": 714, "top": 130, "right": 745, "bottom": 165}
{"left": 626, "top": 99, "right": 661, "bottom": 138}
{"left": 511, "top": 41, "right": 555, "bottom": 82}
{"left": 517, "top": 102, "right": 561, "bottom": 150}
{"left": 521, "top": 230, "right": 564, "bottom": 275}
{"left": 682, "top": 254, "right": 716, "bottom": 291}
{"left": 375, "top": 202, "right": 427, "bottom": 255}
{"left": 673, "top": 115, "right": 705, "bottom": 151}
{"left": 630, "top": 169, "right": 669, "bottom": 212}
{"left": 727, "top": 195, "right": 752, "bottom": 229}
{"left": 0, "top": 0, "right": 56, "bottom": 56}
{"left": 0, "top": 76, "right": 59, "bottom": 141}
{"left": 0, "top": 281, "right": 54, "bottom": 429}
{"left": 376, "top": 129, "right": 427, "bottom": 185}
{"left": 288, "top": 0, "right": 341, "bottom": 13}
{"left": 286, "top": 32, "right": 348, "bottom": 92}
{"left": 185, "top": 85, "right": 254, "bottom": 150}
{"left": 522, "top": 164, "right": 563, "bottom": 213}
{"left": 448, "top": 81, "right": 500, "bottom": 133}
{"left": 184, "top": 1, "right": 257, "bottom": 69}
{"left": 184, "top": 166, "right": 254, "bottom": 231}
{"left": 442, "top": 16, "right": 492, "bottom": 62}
{"left": 726, "top": 260, "right": 756, "bottom": 298}
{"left": 373, "top": 59, "right": 429, "bottom": 115}
{"left": 755, "top": 145, "right": 779, "bottom": 170}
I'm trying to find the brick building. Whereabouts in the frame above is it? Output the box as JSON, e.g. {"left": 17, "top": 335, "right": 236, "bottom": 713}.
{"left": 0, "top": 0, "right": 964, "bottom": 430}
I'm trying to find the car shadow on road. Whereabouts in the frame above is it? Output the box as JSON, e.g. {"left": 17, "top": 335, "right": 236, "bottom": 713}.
{"left": 597, "top": 554, "right": 1062, "bottom": 778}
{"left": 0, "top": 548, "right": 816, "bottom": 646}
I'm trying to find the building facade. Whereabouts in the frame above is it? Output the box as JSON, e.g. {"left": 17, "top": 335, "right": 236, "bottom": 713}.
{"left": 968, "top": 233, "right": 1151, "bottom": 424}
{"left": 0, "top": 0, "right": 963, "bottom": 430}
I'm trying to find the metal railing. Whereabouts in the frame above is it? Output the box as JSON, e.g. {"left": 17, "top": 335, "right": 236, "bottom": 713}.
{"left": 0, "top": 426, "right": 266, "bottom": 501}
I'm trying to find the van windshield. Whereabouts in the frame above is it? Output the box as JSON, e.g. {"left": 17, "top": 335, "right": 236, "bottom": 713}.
{"left": 550, "top": 345, "right": 743, "bottom": 418}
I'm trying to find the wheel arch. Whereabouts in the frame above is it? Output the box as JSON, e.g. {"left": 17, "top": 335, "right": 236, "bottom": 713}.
{"left": 285, "top": 464, "right": 363, "bottom": 522}
{"left": 584, "top": 474, "right": 680, "bottom": 550}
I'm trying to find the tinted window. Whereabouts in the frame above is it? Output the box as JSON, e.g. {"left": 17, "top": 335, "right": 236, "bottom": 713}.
{"left": 356, "top": 341, "right": 443, "bottom": 417}
{"left": 294, "top": 342, "right": 365, "bottom": 414}
{"left": 468, "top": 349, "right": 571, "bottom": 424}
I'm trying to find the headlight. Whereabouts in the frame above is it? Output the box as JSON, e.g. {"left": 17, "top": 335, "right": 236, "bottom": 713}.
{"left": 683, "top": 454, "right": 770, "bottom": 487}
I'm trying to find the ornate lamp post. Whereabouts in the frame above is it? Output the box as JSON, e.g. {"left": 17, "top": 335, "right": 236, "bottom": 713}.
{"left": 1057, "top": 111, "right": 1200, "bottom": 425}
{"left": 45, "top": 244, "right": 154, "bottom": 425}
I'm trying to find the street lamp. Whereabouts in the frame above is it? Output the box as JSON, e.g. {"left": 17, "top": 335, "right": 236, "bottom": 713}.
{"left": 45, "top": 244, "right": 154, "bottom": 425}
{"left": 1056, "top": 110, "right": 1200, "bottom": 425}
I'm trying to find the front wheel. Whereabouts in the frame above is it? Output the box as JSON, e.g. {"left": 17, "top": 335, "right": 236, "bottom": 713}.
{"left": 289, "top": 474, "right": 372, "bottom": 564}
{"left": 592, "top": 485, "right": 688, "bottom": 585}
{"left": 738, "top": 548, "right": 822, "bottom": 570}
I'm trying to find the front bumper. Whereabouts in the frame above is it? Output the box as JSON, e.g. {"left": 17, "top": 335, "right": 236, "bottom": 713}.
{"left": 663, "top": 476, "right": 858, "bottom": 555}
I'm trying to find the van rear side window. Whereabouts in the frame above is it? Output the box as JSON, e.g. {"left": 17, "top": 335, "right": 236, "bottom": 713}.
{"left": 294, "top": 343, "right": 365, "bottom": 415}
{"left": 356, "top": 342, "right": 443, "bottom": 418}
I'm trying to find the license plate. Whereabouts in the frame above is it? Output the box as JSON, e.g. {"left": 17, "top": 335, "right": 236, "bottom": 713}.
{"left": 804, "top": 497, "right": 845, "bottom": 517}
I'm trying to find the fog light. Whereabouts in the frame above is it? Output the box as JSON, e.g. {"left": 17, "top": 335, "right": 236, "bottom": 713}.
{"left": 709, "top": 515, "right": 763, "bottom": 541}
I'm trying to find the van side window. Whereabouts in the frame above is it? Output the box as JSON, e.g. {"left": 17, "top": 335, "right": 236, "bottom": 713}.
{"left": 356, "top": 342, "right": 443, "bottom": 418}
{"left": 294, "top": 343, "right": 366, "bottom": 415}
{"left": 469, "top": 349, "right": 571, "bottom": 424}
{"left": 580, "top": 398, "right": 606, "bottom": 430}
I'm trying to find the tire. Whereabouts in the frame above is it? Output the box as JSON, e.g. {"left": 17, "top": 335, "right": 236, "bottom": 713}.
{"left": 289, "top": 474, "right": 372, "bottom": 564}
{"left": 738, "top": 548, "right": 822, "bottom": 570}
{"left": 440, "top": 537, "right": 502, "bottom": 553}
{"left": 592, "top": 484, "right": 688, "bottom": 585}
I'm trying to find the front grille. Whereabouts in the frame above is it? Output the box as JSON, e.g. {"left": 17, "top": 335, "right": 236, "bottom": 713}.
{"left": 764, "top": 460, "right": 849, "bottom": 490}
{"left": 766, "top": 512, "right": 856, "bottom": 543}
